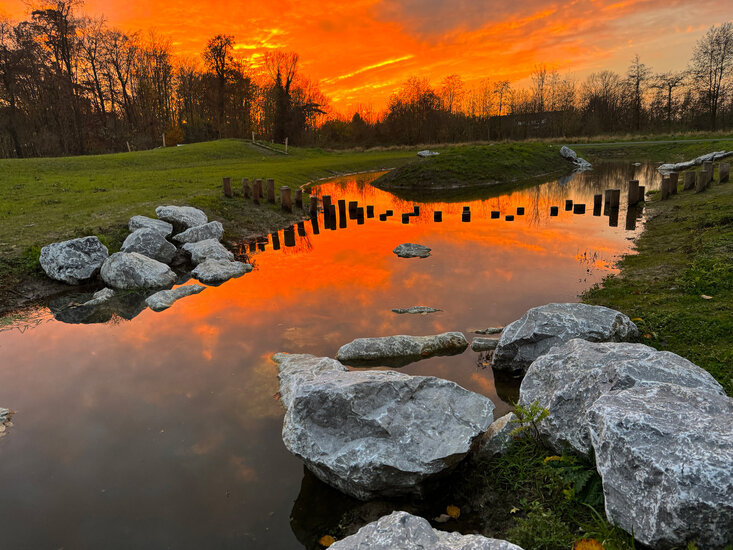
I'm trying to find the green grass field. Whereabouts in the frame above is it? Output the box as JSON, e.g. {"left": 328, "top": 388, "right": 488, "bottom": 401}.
{"left": 0, "top": 139, "right": 416, "bottom": 282}
{"left": 574, "top": 137, "right": 733, "bottom": 162}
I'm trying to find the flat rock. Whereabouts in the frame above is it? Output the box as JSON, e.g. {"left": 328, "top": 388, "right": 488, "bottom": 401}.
{"left": 587, "top": 383, "right": 733, "bottom": 549}
{"left": 330, "top": 511, "right": 523, "bottom": 549}
{"left": 128, "top": 215, "right": 173, "bottom": 237}
{"left": 100, "top": 252, "right": 177, "bottom": 290}
{"left": 82, "top": 287, "right": 115, "bottom": 307}
{"left": 39, "top": 236, "right": 109, "bottom": 284}
{"left": 0, "top": 408, "right": 10, "bottom": 424}
{"left": 172, "top": 221, "right": 224, "bottom": 244}
{"left": 191, "top": 259, "right": 251, "bottom": 285}
{"left": 280, "top": 365, "right": 494, "bottom": 500}
{"left": 392, "top": 306, "right": 440, "bottom": 314}
{"left": 49, "top": 289, "right": 148, "bottom": 325}
{"left": 182, "top": 239, "right": 234, "bottom": 265}
{"left": 274, "top": 353, "right": 349, "bottom": 410}
{"left": 393, "top": 243, "right": 431, "bottom": 258}
{"left": 121, "top": 228, "right": 177, "bottom": 264}
{"left": 491, "top": 303, "right": 639, "bottom": 374}
{"left": 518, "top": 339, "right": 725, "bottom": 456}
{"left": 471, "top": 337, "right": 499, "bottom": 352}
{"left": 145, "top": 284, "right": 206, "bottom": 312}
{"left": 477, "top": 413, "right": 517, "bottom": 459}
{"left": 336, "top": 332, "right": 468, "bottom": 367}
{"left": 155, "top": 205, "right": 207, "bottom": 230}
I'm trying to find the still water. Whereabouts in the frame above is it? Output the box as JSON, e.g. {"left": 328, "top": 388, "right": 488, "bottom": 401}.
{"left": 0, "top": 162, "right": 659, "bottom": 549}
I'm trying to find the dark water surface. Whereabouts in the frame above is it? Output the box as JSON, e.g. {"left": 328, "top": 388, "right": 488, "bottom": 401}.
{"left": 0, "top": 163, "right": 659, "bottom": 549}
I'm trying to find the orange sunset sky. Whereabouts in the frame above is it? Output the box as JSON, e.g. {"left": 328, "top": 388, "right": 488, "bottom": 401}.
{"left": 2, "top": 0, "right": 730, "bottom": 113}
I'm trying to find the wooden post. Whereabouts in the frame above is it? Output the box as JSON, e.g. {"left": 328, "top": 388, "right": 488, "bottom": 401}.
{"left": 609, "top": 208, "right": 619, "bottom": 227}
{"left": 434, "top": 211, "right": 442, "bottom": 222}
{"left": 625, "top": 207, "right": 637, "bottom": 231}
{"left": 573, "top": 204, "right": 586, "bottom": 214}
{"left": 669, "top": 172, "right": 678, "bottom": 194}
{"left": 280, "top": 186, "right": 292, "bottom": 212}
{"left": 661, "top": 178, "right": 670, "bottom": 200}
{"left": 297, "top": 221, "right": 306, "bottom": 237}
{"left": 294, "top": 189, "right": 303, "bottom": 209}
{"left": 366, "top": 205, "right": 374, "bottom": 218}
{"left": 696, "top": 171, "right": 708, "bottom": 193}
{"left": 565, "top": 199, "right": 573, "bottom": 211}
{"left": 491, "top": 211, "right": 500, "bottom": 219}
{"left": 271, "top": 232, "right": 281, "bottom": 250}
{"left": 356, "top": 207, "right": 365, "bottom": 225}
{"left": 627, "top": 180, "right": 639, "bottom": 206}
{"left": 517, "top": 207, "right": 525, "bottom": 215}
{"left": 285, "top": 137, "right": 289, "bottom": 155}
{"left": 462, "top": 210, "right": 471, "bottom": 222}
{"left": 702, "top": 161, "right": 713, "bottom": 183}
{"left": 385, "top": 210, "right": 393, "bottom": 216}
{"left": 162, "top": 133, "right": 166, "bottom": 147}
{"left": 253, "top": 179, "right": 262, "bottom": 204}
{"left": 379, "top": 213, "right": 387, "bottom": 221}
{"left": 505, "top": 215, "right": 514, "bottom": 221}
{"left": 242, "top": 178, "right": 250, "bottom": 198}
{"left": 638, "top": 186, "right": 645, "bottom": 201}
{"left": 266, "top": 178, "right": 275, "bottom": 203}
{"left": 683, "top": 171, "right": 696, "bottom": 191}
{"left": 719, "top": 162, "right": 730, "bottom": 183}
{"left": 322, "top": 195, "right": 332, "bottom": 215}
{"left": 283, "top": 226, "right": 295, "bottom": 247}
{"left": 222, "top": 177, "right": 233, "bottom": 198}
{"left": 338, "top": 199, "right": 346, "bottom": 218}
{"left": 604, "top": 189, "right": 613, "bottom": 207}
{"left": 126, "top": 141, "right": 131, "bottom": 152}
{"left": 550, "top": 206, "right": 559, "bottom": 216}
{"left": 348, "top": 201, "right": 358, "bottom": 219}
{"left": 609, "top": 189, "right": 620, "bottom": 207}
{"left": 252, "top": 131, "right": 255, "bottom": 142}
{"left": 311, "top": 217, "right": 320, "bottom": 235}
{"left": 402, "top": 213, "right": 410, "bottom": 224}
{"left": 413, "top": 205, "right": 420, "bottom": 216}
{"left": 594, "top": 194, "right": 603, "bottom": 209}
{"left": 309, "top": 196, "right": 318, "bottom": 217}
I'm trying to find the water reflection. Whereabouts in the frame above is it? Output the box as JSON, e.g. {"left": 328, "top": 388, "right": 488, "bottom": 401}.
{"left": 0, "top": 162, "right": 659, "bottom": 549}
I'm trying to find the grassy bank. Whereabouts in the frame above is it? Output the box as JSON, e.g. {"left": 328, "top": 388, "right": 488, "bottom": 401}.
{"left": 373, "top": 143, "right": 571, "bottom": 193}
{"left": 0, "top": 140, "right": 415, "bottom": 284}
{"left": 584, "top": 174, "right": 733, "bottom": 395}
{"left": 574, "top": 137, "right": 733, "bottom": 163}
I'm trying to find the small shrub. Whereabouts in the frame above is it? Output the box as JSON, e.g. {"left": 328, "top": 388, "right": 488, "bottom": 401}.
{"left": 507, "top": 502, "right": 575, "bottom": 550}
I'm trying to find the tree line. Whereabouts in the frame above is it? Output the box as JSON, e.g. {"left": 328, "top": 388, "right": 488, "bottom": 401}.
{"left": 0, "top": 2, "right": 731, "bottom": 157}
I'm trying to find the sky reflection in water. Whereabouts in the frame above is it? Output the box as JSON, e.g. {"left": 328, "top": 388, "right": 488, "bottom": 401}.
{"left": 0, "top": 163, "right": 660, "bottom": 549}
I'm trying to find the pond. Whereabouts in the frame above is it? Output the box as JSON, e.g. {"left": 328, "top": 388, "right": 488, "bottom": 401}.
{"left": 0, "top": 162, "right": 660, "bottom": 549}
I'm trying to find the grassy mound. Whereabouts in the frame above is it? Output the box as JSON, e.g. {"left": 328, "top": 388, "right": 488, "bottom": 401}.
{"left": 373, "top": 143, "right": 571, "bottom": 193}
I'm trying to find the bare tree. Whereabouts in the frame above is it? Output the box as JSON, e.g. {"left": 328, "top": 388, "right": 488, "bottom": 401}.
{"left": 651, "top": 71, "right": 686, "bottom": 129}
{"left": 202, "top": 34, "right": 234, "bottom": 136}
{"left": 626, "top": 54, "right": 651, "bottom": 131}
{"left": 690, "top": 22, "right": 733, "bottom": 130}
{"left": 439, "top": 74, "right": 464, "bottom": 113}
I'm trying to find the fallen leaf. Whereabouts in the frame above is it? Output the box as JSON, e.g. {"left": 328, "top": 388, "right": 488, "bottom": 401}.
{"left": 510, "top": 506, "right": 519, "bottom": 514}
{"left": 318, "top": 535, "right": 336, "bottom": 547}
{"left": 433, "top": 514, "right": 451, "bottom": 523}
{"left": 631, "top": 317, "right": 643, "bottom": 322}
{"left": 701, "top": 295, "right": 713, "bottom": 300}
{"left": 273, "top": 392, "right": 281, "bottom": 401}
{"left": 446, "top": 505, "right": 460, "bottom": 519}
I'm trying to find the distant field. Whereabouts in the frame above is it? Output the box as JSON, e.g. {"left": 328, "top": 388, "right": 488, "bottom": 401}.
{"left": 0, "top": 139, "right": 416, "bottom": 280}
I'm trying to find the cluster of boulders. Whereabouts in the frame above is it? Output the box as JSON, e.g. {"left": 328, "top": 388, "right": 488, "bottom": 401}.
{"left": 276, "top": 301, "right": 732, "bottom": 549}
{"left": 38, "top": 205, "right": 252, "bottom": 314}
{"left": 560, "top": 145, "right": 592, "bottom": 171}
{"left": 658, "top": 150, "right": 732, "bottom": 173}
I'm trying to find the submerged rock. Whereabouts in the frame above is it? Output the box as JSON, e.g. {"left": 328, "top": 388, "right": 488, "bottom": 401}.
{"left": 128, "top": 215, "right": 173, "bottom": 237}
{"left": 279, "top": 362, "right": 494, "bottom": 500}
{"left": 392, "top": 306, "right": 441, "bottom": 314}
{"left": 330, "top": 511, "right": 523, "bottom": 550}
{"left": 471, "top": 337, "right": 499, "bottom": 352}
{"left": 182, "top": 239, "right": 234, "bottom": 265}
{"left": 587, "top": 383, "right": 733, "bottom": 549}
{"left": 100, "top": 252, "right": 177, "bottom": 290}
{"left": 518, "top": 339, "right": 725, "bottom": 456}
{"left": 472, "top": 327, "right": 504, "bottom": 335}
{"left": 191, "top": 259, "right": 251, "bottom": 285}
{"left": 393, "top": 243, "right": 431, "bottom": 258}
{"left": 49, "top": 288, "right": 148, "bottom": 324}
{"left": 39, "top": 236, "right": 109, "bottom": 284}
{"left": 336, "top": 332, "right": 468, "bottom": 367}
{"left": 145, "top": 284, "right": 206, "bottom": 312}
{"left": 155, "top": 205, "right": 207, "bottom": 230}
{"left": 491, "top": 303, "right": 639, "bottom": 374}
{"left": 121, "top": 228, "right": 177, "bottom": 264}
{"left": 172, "top": 221, "right": 224, "bottom": 244}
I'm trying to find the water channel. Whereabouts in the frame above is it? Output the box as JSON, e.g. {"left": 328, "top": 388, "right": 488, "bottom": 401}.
{"left": 0, "top": 162, "right": 660, "bottom": 549}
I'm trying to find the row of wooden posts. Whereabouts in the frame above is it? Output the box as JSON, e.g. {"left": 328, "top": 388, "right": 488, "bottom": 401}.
{"left": 222, "top": 177, "right": 319, "bottom": 215}
{"left": 660, "top": 161, "right": 730, "bottom": 200}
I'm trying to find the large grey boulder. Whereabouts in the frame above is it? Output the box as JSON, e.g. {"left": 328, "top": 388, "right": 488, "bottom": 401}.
{"left": 121, "top": 228, "right": 177, "bottom": 264}
{"left": 330, "top": 511, "right": 523, "bottom": 550}
{"left": 145, "top": 284, "right": 206, "bottom": 312}
{"left": 587, "top": 383, "right": 733, "bottom": 549}
{"left": 155, "top": 205, "right": 207, "bottom": 230}
{"left": 518, "top": 339, "right": 725, "bottom": 456}
{"left": 560, "top": 146, "right": 578, "bottom": 161}
{"left": 182, "top": 239, "right": 234, "bottom": 265}
{"left": 191, "top": 259, "right": 251, "bottom": 285}
{"left": 39, "top": 236, "right": 109, "bottom": 284}
{"left": 491, "top": 303, "right": 639, "bottom": 374}
{"left": 128, "top": 215, "right": 173, "bottom": 237}
{"left": 278, "top": 358, "right": 494, "bottom": 500}
{"left": 100, "top": 252, "right": 176, "bottom": 290}
{"left": 393, "top": 243, "right": 431, "bottom": 258}
{"left": 336, "top": 332, "right": 468, "bottom": 367}
{"left": 172, "top": 221, "right": 224, "bottom": 244}
{"left": 274, "top": 353, "right": 348, "bottom": 410}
